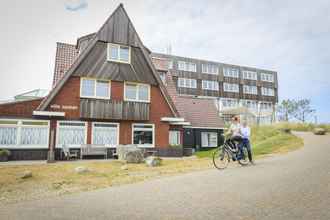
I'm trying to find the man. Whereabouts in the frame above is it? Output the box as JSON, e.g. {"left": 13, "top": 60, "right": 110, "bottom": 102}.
{"left": 227, "top": 116, "right": 243, "bottom": 153}
{"left": 240, "top": 121, "right": 254, "bottom": 164}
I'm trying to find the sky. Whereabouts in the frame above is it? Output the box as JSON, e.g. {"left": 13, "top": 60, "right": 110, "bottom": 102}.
{"left": 0, "top": 0, "right": 329, "bottom": 123}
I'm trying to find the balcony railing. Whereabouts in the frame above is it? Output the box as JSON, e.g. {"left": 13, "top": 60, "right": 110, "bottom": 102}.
{"left": 80, "top": 99, "right": 149, "bottom": 120}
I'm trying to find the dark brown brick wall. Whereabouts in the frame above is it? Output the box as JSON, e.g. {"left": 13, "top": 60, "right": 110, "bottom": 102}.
{"left": 0, "top": 99, "right": 42, "bottom": 117}
{"left": 46, "top": 76, "right": 81, "bottom": 119}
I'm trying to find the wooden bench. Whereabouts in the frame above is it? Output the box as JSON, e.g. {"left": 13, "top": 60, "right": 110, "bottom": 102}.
{"left": 80, "top": 145, "right": 108, "bottom": 159}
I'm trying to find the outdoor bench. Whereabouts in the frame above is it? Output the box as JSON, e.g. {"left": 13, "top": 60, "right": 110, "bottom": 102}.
{"left": 80, "top": 145, "right": 108, "bottom": 159}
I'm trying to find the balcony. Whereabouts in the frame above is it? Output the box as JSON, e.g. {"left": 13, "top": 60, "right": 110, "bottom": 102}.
{"left": 80, "top": 99, "right": 149, "bottom": 120}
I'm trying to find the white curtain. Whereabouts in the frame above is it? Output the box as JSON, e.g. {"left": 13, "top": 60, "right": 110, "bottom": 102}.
{"left": 93, "top": 127, "right": 118, "bottom": 146}
{"left": 21, "top": 127, "right": 48, "bottom": 145}
{"left": 0, "top": 127, "right": 17, "bottom": 145}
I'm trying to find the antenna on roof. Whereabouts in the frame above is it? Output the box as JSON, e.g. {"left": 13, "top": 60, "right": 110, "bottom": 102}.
{"left": 166, "top": 43, "right": 172, "bottom": 55}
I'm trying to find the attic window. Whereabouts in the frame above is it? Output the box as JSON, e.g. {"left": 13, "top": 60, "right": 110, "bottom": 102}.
{"left": 107, "top": 43, "right": 130, "bottom": 63}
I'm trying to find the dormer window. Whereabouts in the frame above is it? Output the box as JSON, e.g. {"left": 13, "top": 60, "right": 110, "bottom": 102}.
{"left": 107, "top": 43, "right": 130, "bottom": 63}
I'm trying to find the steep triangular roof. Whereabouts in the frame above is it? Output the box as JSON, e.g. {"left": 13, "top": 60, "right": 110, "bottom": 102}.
{"left": 38, "top": 4, "right": 178, "bottom": 117}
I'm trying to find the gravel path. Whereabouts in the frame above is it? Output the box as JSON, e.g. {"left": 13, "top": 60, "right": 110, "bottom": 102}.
{"left": 1, "top": 132, "right": 329, "bottom": 220}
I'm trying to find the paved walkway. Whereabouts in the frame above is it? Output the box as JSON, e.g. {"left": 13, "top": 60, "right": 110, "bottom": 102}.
{"left": 1, "top": 132, "right": 329, "bottom": 220}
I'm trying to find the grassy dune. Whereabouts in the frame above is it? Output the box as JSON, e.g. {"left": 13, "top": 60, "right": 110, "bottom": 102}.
{"left": 196, "top": 125, "right": 304, "bottom": 158}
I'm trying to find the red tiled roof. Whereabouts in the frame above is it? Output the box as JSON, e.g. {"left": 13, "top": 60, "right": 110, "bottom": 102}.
{"left": 166, "top": 73, "right": 224, "bottom": 128}
{"left": 52, "top": 42, "right": 78, "bottom": 87}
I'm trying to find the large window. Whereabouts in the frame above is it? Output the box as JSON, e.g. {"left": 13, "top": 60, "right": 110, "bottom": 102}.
{"left": 132, "top": 124, "right": 154, "bottom": 147}
{"left": 202, "top": 80, "right": 219, "bottom": 91}
{"left": 92, "top": 123, "right": 119, "bottom": 146}
{"left": 241, "top": 100, "right": 258, "bottom": 110}
{"left": 223, "top": 67, "right": 239, "bottom": 78}
{"left": 201, "top": 132, "right": 218, "bottom": 148}
{"left": 243, "top": 85, "right": 258, "bottom": 95}
{"left": 260, "top": 73, "right": 274, "bottom": 82}
{"left": 260, "top": 102, "right": 273, "bottom": 111}
{"left": 0, "top": 120, "right": 49, "bottom": 148}
{"left": 178, "top": 78, "right": 197, "bottom": 89}
{"left": 242, "top": 70, "right": 257, "bottom": 80}
{"left": 80, "top": 78, "right": 110, "bottom": 99}
{"left": 178, "top": 61, "right": 196, "bottom": 72}
{"left": 220, "top": 98, "right": 239, "bottom": 108}
{"left": 169, "top": 130, "right": 180, "bottom": 146}
{"left": 202, "top": 64, "right": 218, "bottom": 75}
{"left": 223, "top": 83, "right": 239, "bottom": 93}
{"left": 124, "top": 82, "right": 150, "bottom": 102}
{"left": 57, "top": 121, "right": 87, "bottom": 147}
{"left": 167, "top": 60, "right": 173, "bottom": 69}
{"left": 261, "top": 87, "right": 275, "bottom": 96}
{"left": 107, "top": 43, "right": 130, "bottom": 63}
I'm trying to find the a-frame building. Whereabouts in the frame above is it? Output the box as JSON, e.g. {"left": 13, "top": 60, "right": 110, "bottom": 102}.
{"left": 0, "top": 4, "right": 188, "bottom": 160}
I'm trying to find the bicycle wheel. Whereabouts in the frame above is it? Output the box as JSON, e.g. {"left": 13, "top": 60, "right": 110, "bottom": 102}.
{"left": 213, "top": 147, "right": 230, "bottom": 170}
{"left": 238, "top": 147, "right": 249, "bottom": 166}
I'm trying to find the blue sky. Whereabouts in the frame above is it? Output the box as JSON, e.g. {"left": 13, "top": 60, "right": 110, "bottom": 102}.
{"left": 0, "top": 0, "right": 329, "bottom": 122}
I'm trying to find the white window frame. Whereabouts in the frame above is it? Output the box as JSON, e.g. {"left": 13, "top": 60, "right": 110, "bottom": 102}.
{"left": 168, "top": 60, "right": 173, "bottom": 69}
{"left": 0, "top": 119, "right": 50, "bottom": 149}
{"left": 223, "top": 67, "right": 239, "bottom": 78}
{"left": 202, "top": 80, "right": 219, "bottom": 91}
{"left": 91, "top": 122, "right": 119, "bottom": 147}
{"left": 56, "top": 121, "right": 88, "bottom": 148}
{"left": 243, "top": 85, "right": 258, "bottom": 95}
{"left": 220, "top": 98, "right": 239, "bottom": 109}
{"left": 202, "top": 64, "right": 218, "bottom": 75}
{"left": 241, "top": 99, "right": 258, "bottom": 110}
{"left": 177, "top": 78, "right": 197, "bottom": 89}
{"left": 124, "top": 82, "right": 151, "bottom": 103}
{"left": 242, "top": 70, "right": 257, "bottom": 80}
{"left": 260, "top": 73, "right": 274, "bottom": 82}
{"left": 260, "top": 102, "right": 273, "bottom": 111}
{"left": 178, "top": 61, "right": 197, "bottom": 72}
{"left": 132, "top": 123, "right": 155, "bottom": 148}
{"left": 201, "top": 132, "right": 218, "bottom": 148}
{"left": 107, "top": 43, "right": 131, "bottom": 64}
{"left": 261, "top": 87, "right": 275, "bottom": 96}
{"left": 223, "top": 83, "right": 239, "bottom": 93}
{"left": 169, "top": 130, "right": 180, "bottom": 146}
{"left": 80, "top": 77, "right": 111, "bottom": 100}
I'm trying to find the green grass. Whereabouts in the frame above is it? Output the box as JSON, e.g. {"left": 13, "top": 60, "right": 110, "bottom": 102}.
{"left": 195, "top": 125, "right": 304, "bottom": 158}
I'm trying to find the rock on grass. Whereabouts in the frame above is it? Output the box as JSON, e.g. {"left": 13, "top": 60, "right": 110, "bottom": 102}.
{"left": 19, "top": 171, "right": 32, "bottom": 179}
{"left": 74, "top": 166, "right": 90, "bottom": 174}
{"left": 313, "top": 128, "right": 326, "bottom": 135}
{"left": 145, "top": 156, "right": 162, "bottom": 167}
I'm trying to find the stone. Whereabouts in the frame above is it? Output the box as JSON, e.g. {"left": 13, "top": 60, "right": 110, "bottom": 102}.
{"left": 125, "top": 149, "right": 144, "bottom": 163}
{"left": 313, "top": 128, "right": 326, "bottom": 135}
{"left": 20, "top": 171, "right": 32, "bottom": 179}
{"left": 74, "top": 166, "right": 90, "bottom": 174}
{"left": 121, "top": 165, "right": 128, "bottom": 170}
{"left": 145, "top": 156, "right": 162, "bottom": 167}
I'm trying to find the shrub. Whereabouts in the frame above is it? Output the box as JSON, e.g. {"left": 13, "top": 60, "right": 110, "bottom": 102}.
{"left": 0, "top": 149, "right": 11, "bottom": 157}
{"left": 169, "top": 144, "right": 183, "bottom": 149}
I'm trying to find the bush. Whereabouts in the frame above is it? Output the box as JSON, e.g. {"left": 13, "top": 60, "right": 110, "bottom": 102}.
{"left": 169, "top": 144, "right": 183, "bottom": 149}
{"left": 0, "top": 149, "right": 11, "bottom": 157}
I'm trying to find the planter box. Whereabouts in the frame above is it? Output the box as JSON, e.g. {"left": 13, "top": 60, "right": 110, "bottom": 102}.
{"left": 0, "top": 155, "right": 8, "bottom": 162}
{"left": 183, "top": 148, "right": 194, "bottom": 156}
{"left": 156, "top": 148, "right": 183, "bottom": 157}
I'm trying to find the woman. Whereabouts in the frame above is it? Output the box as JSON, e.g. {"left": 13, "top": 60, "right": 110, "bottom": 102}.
{"left": 227, "top": 116, "right": 243, "bottom": 151}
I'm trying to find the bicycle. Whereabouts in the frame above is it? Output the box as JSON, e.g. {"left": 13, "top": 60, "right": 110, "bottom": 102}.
{"left": 212, "top": 135, "right": 249, "bottom": 169}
